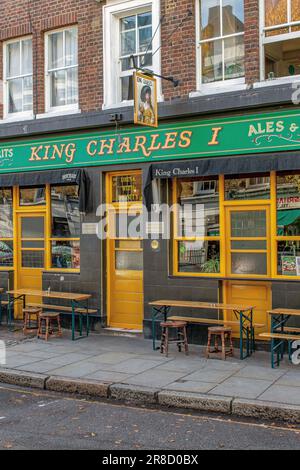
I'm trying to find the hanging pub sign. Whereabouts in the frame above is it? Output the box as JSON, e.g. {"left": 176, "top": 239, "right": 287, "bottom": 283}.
{"left": 134, "top": 71, "right": 158, "bottom": 128}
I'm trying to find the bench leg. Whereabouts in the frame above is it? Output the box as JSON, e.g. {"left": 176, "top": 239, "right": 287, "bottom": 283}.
{"left": 86, "top": 314, "right": 90, "bottom": 336}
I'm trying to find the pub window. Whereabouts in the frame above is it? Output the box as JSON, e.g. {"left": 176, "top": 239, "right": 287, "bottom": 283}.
{"left": 198, "top": 0, "right": 245, "bottom": 86}
{"left": 119, "top": 11, "right": 152, "bottom": 101}
{"left": 225, "top": 174, "right": 271, "bottom": 200}
{"left": 45, "top": 27, "right": 78, "bottom": 112}
{"left": 0, "top": 189, "right": 14, "bottom": 268}
{"left": 50, "top": 185, "right": 80, "bottom": 270}
{"left": 4, "top": 37, "right": 33, "bottom": 117}
{"left": 111, "top": 174, "right": 142, "bottom": 203}
{"left": 103, "top": 0, "right": 161, "bottom": 107}
{"left": 19, "top": 186, "right": 46, "bottom": 206}
{"left": 262, "top": 0, "right": 300, "bottom": 80}
{"left": 276, "top": 172, "right": 300, "bottom": 276}
{"left": 173, "top": 177, "right": 221, "bottom": 275}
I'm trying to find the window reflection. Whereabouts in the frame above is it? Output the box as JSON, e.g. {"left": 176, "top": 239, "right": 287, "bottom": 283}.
{"left": 19, "top": 186, "right": 46, "bottom": 206}
{"left": 177, "top": 178, "right": 220, "bottom": 237}
{"left": 0, "top": 240, "right": 13, "bottom": 267}
{"left": 51, "top": 240, "right": 80, "bottom": 269}
{"left": 225, "top": 174, "right": 270, "bottom": 200}
{"left": 277, "top": 173, "right": 300, "bottom": 236}
{"left": 51, "top": 185, "right": 80, "bottom": 237}
{"left": 0, "top": 188, "right": 13, "bottom": 237}
{"left": 178, "top": 240, "right": 220, "bottom": 273}
{"left": 277, "top": 240, "right": 300, "bottom": 276}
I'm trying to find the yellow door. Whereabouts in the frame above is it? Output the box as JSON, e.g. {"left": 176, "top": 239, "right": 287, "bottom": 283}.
{"left": 107, "top": 171, "right": 143, "bottom": 330}
{"left": 16, "top": 213, "right": 46, "bottom": 317}
{"left": 108, "top": 239, "right": 143, "bottom": 330}
{"left": 224, "top": 205, "right": 272, "bottom": 335}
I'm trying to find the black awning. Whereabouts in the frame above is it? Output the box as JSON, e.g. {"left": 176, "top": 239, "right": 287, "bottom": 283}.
{"left": 0, "top": 168, "right": 90, "bottom": 213}
{"left": 144, "top": 151, "right": 300, "bottom": 209}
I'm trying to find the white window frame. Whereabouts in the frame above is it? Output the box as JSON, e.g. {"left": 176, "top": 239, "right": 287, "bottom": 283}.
{"left": 195, "top": 0, "right": 245, "bottom": 93}
{"left": 259, "top": 0, "right": 300, "bottom": 83}
{"left": 3, "top": 36, "right": 34, "bottom": 121}
{"left": 45, "top": 26, "right": 79, "bottom": 115}
{"left": 103, "top": 0, "right": 162, "bottom": 109}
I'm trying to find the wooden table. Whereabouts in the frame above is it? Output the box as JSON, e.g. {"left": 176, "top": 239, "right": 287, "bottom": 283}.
{"left": 149, "top": 300, "right": 255, "bottom": 360}
{"left": 7, "top": 289, "right": 91, "bottom": 341}
{"left": 268, "top": 308, "right": 300, "bottom": 367}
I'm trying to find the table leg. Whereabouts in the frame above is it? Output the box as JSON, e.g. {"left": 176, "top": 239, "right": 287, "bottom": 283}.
{"left": 239, "top": 311, "right": 243, "bottom": 360}
{"left": 0, "top": 292, "right": 2, "bottom": 326}
{"left": 71, "top": 301, "right": 75, "bottom": 341}
{"left": 86, "top": 300, "right": 89, "bottom": 337}
{"left": 152, "top": 307, "right": 156, "bottom": 351}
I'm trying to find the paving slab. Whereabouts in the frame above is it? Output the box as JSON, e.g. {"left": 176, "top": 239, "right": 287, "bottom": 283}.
{"left": 209, "top": 377, "right": 273, "bottom": 399}
{"left": 163, "top": 380, "right": 216, "bottom": 394}
{"left": 234, "top": 365, "right": 285, "bottom": 381}
{"left": 276, "top": 371, "right": 300, "bottom": 387}
{"left": 84, "top": 370, "right": 133, "bottom": 382}
{"left": 258, "top": 384, "right": 300, "bottom": 406}
{"left": 87, "top": 352, "right": 138, "bottom": 364}
{"left": 183, "top": 368, "right": 236, "bottom": 383}
{"left": 17, "top": 361, "right": 63, "bottom": 374}
{"left": 124, "top": 369, "right": 189, "bottom": 388}
{"left": 108, "top": 358, "right": 163, "bottom": 374}
{"left": 48, "top": 361, "right": 108, "bottom": 378}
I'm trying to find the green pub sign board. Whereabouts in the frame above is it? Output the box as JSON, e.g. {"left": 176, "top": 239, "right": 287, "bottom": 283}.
{"left": 1, "top": 108, "right": 300, "bottom": 174}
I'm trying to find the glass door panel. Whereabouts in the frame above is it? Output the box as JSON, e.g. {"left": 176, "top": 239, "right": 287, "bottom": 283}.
{"left": 226, "top": 206, "right": 270, "bottom": 277}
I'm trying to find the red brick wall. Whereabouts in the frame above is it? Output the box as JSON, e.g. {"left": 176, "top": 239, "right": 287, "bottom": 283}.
{"left": 160, "top": 0, "right": 196, "bottom": 101}
{"left": 0, "top": 0, "right": 261, "bottom": 119}
{"left": 0, "top": 0, "right": 103, "bottom": 117}
{"left": 244, "top": 0, "right": 260, "bottom": 84}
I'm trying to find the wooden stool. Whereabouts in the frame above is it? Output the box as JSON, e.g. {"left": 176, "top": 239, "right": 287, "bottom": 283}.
{"left": 206, "top": 326, "right": 234, "bottom": 360}
{"left": 38, "top": 312, "right": 62, "bottom": 341}
{"left": 160, "top": 321, "right": 189, "bottom": 357}
{"left": 23, "top": 307, "right": 42, "bottom": 335}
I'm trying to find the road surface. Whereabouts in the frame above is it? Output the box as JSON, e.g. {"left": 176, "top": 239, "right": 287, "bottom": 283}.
{"left": 0, "top": 383, "right": 299, "bottom": 450}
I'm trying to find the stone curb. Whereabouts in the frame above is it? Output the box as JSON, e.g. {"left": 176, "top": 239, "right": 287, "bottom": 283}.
{"left": 1, "top": 370, "right": 300, "bottom": 423}
{"left": 232, "top": 398, "right": 300, "bottom": 424}
{"left": 109, "top": 383, "right": 160, "bottom": 404}
{"left": 0, "top": 368, "right": 47, "bottom": 389}
{"left": 45, "top": 376, "right": 110, "bottom": 398}
{"left": 158, "top": 390, "right": 233, "bottom": 414}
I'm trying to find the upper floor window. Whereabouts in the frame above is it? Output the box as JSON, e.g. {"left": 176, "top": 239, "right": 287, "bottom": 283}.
{"left": 45, "top": 27, "right": 78, "bottom": 112}
{"left": 120, "top": 11, "right": 152, "bottom": 101}
{"left": 103, "top": 0, "right": 161, "bottom": 108}
{"left": 4, "top": 37, "right": 33, "bottom": 117}
{"left": 198, "top": 0, "right": 245, "bottom": 86}
{"left": 262, "top": 0, "right": 300, "bottom": 80}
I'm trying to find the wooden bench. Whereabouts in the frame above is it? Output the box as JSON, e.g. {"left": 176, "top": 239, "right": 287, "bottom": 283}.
{"left": 259, "top": 332, "right": 300, "bottom": 368}
{"left": 27, "top": 302, "right": 98, "bottom": 315}
{"left": 168, "top": 315, "right": 265, "bottom": 329}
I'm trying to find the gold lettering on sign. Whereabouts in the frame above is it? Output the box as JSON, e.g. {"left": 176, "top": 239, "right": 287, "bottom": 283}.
{"left": 86, "top": 140, "right": 97, "bottom": 157}
{"left": 65, "top": 143, "right": 76, "bottom": 163}
{"left": 162, "top": 132, "right": 178, "bottom": 150}
{"left": 98, "top": 139, "right": 116, "bottom": 155}
{"left": 208, "top": 127, "right": 222, "bottom": 146}
{"left": 117, "top": 137, "right": 131, "bottom": 154}
{"left": 178, "top": 131, "right": 192, "bottom": 148}
{"left": 29, "top": 145, "right": 43, "bottom": 161}
{"left": 133, "top": 135, "right": 151, "bottom": 157}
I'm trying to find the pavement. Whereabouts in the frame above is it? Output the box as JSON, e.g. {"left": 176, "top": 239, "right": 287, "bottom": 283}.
{"left": 0, "top": 383, "right": 299, "bottom": 449}
{"left": 0, "top": 327, "right": 300, "bottom": 424}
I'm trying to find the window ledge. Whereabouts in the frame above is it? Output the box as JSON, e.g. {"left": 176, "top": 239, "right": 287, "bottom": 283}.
{"left": 189, "top": 83, "right": 247, "bottom": 98}
{"left": 253, "top": 76, "right": 300, "bottom": 89}
{"left": 37, "top": 107, "right": 81, "bottom": 119}
{"left": 0, "top": 113, "right": 35, "bottom": 124}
